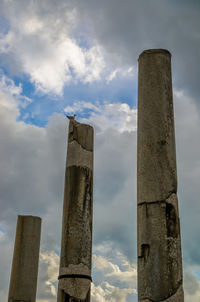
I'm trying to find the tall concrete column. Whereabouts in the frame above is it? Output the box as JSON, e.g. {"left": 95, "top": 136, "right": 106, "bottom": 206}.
{"left": 8, "top": 215, "right": 41, "bottom": 302}
{"left": 137, "top": 49, "right": 184, "bottom": 302}
{"left": 57, "top": 117, "right": 93, "bottom": 302}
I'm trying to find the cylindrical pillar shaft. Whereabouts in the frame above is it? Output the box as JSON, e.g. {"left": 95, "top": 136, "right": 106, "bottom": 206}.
{"left": 57, "top": 118, "right": 93, "bottom": 302}
{"left": 137, "top": 49, "right": 184, "bottom": 301}
{"left": 8, "top": 215, "right": 41, "bottom": 302}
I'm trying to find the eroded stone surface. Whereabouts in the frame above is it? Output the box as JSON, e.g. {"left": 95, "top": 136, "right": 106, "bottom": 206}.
{"left": 137, "top": 49, "right": 177, "bottom": 203}
{"left": 58, "top": 278, "right": 90, "bottom": 301}
{"left": 68, "top": 120, "right": 93, "bottom": 152}
{"left": 138, "top": 196, "right": 182, "bottom": 301}
{"left": 8, "top": 216, "right": 41, "bottom": 302}
{"left": 61, "top": 166, "right": 93, "bottom": 270}
{"left": 57, "top": 120, "right": 93, "bottom": 302}
{"left": 66, "top": 141, "right": 93, "bottom": 170}
{"left": 164, "top": 285, "right": 184, "bottom": 302}
{"left": 140, "top": 285, "right": 184, "bottom": 302}
{"left": 60, "top": 263, "right": 91, "bottom": 276}
{"left": 137, "top": 49, "right": 184, "bottom": 302}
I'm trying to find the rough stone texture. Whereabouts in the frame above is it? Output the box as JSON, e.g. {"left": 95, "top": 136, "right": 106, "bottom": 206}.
{"left": 8, "top": 215, "right": 41, "bottom": 302}
{"left": 57, "top": 120, "right": 93, "bottom": 302}
{"left": 140, "top": 285, "right": 184, "bottom": 302}
{"left": 137, "top": 49, "right": 184, "bottom": 302}
{"left": 138, "top": 49, "right": 177, "bottom": 203}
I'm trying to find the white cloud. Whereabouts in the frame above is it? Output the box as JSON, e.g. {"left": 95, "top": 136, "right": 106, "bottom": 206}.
{"left": 0, "top": 2, "right": 106, "bottom": 95}
{"left": 184, "top": 268, "right": 200, "bottom": 301}
{"left": 36, "top": 249, "right": 137, "bottom": 302}
{"left": 0, "top": 1, "right": 139, "bottom": 96}
{"left": 106, "top": 66, "right": 136, "bottom": 83}
{"left": 93, "top": 254, "right": 121, "bottom": 274}
{"left": 92, "top": 252, "right": 137, "bottom": 302}
{"left": 0, "top": 72, "right": 22, "bottom": 96}
{"left": 65, "top": 101, "right": 137, "bottom": 132}
{"left": 0, "top": 71, "right": 32, "bottom": 111}
{"left": 22, "top": 16, "right": 43, "bottom": 35}
{"left": 91, "top": 282, "right": 135, "bottom": 302}
{"left": 93, "top": 254, "right": 137, "bottom": 288}
{"left": 39, "top": 251, "right": 59, "bottom": 298}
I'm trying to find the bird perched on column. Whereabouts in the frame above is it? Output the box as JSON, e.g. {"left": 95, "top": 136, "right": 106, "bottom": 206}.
{"left": 64, "top": 114, "right": 76, "bottom": 121}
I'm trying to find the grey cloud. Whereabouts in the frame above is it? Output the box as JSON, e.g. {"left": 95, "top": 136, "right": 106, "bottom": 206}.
{"left": 183, "top": 268, "right": 200, "bottom": 301}
{"left": 1, "top": 0, "right": 200, "bottom": 98}
{"left": 68, "top": 0, "right": 200, "bottom": 99}
{"left": 0, "top": 237, "right": 12, "bottom": 301}
{"left": 184, "top": 271, "right": 199, "bottom": 295}
{"left": 1, "top": 70, "right": 200, "bottom": 301}
{"left": 0, "top": 91, "right": 137, "bottom": 300}
{"left": 0, "top": 91, "right": 67, "bottom": 299}
{"left": 1, "top": 1, "right": 200, "bottom": 300}
{"left": 0, "top": 1, "right": 105, "bottom": 94}
{"left": 93, "top": 128, "right": 137, "bottom": 261}
{"left": 174, "top": 91, "right": 200, "bottom": 267}
{"left": 0, "top": 113, "right": 67, "bottom": 240}
{"left": 1, "top": 89, "right": 200, "bottom": 279}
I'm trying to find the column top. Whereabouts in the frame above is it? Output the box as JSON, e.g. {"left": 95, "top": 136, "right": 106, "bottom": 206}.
{"left": 138, "top": 49, "right": 171, "bottom": 61}
{"left": 18, "top": 215, "right": 42, "bottom": 220}
{"left": 68, "top": 119, "right": 94, "bottom": 152}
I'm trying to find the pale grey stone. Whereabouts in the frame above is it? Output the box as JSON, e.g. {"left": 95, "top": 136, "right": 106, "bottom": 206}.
{"left": 8, "top": 215, "right": 41, "bottom": 302}
{"left": 137, "top": 49, "right": 184, "bottom": 302}
{"left": 57, "top": 119, "right": 93, "bottom": 302}
{"left": 137, "top": 49, "right": 177, "bottom": 203}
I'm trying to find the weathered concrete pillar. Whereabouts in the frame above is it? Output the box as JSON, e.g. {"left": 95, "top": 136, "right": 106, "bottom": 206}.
{"left": 57, "top": 117, "right": 93, "bottom": 302}
{"left": 8, "top": 215, "right": 41, "bottom": 302}
{"left": 137, "top": 49, "right": 184, "bottom": 302}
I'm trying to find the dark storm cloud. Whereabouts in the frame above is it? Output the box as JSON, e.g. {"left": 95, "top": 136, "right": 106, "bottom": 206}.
{"left": 69, "top": 0, "right": 200, "bottom": 99}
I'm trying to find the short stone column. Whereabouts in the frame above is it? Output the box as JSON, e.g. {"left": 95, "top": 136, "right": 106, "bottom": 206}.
{"left": 57, "top": 118, "right": 93, "bottom": 302}
{"left": 137, "top": 49, "right": 184, "bottom": 301}
{"left": 8, "top": 215, "right": 41, "bottom": 302}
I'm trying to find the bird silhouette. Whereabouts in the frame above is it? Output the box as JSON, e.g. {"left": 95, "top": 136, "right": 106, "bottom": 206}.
{"left": 64, "top": 114, "right": 76, "bottom": 121}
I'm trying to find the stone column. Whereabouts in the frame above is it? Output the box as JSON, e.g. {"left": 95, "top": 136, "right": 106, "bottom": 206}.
{"left": 137, "top": 49, "right": 184, "bottom": 302}
{"left": 8, "top": 215, "right": 41, "bottom": 302}
{"left": 57, "top": 118, "right": 93, "bottom": 302}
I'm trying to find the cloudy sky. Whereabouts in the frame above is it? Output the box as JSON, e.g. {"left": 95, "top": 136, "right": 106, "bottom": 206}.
{"left": 0, "top": 0, "right": 200, "bottom": 301}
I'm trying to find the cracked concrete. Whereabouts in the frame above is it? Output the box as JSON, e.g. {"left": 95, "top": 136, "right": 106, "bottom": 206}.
{"left": 57, "top": 120, "right": 93, "bottom": 302}
{"left": 8, "top": 216, "right": 41, "bottom": 302}
{"left": 137, "top": 49, "right": 184, "bottom": 302}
